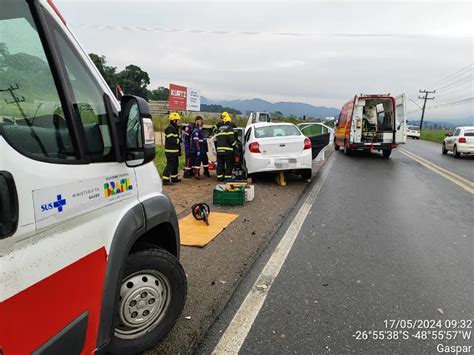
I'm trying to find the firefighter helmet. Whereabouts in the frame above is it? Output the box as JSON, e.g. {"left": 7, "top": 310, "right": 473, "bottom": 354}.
{"left": 168, "top": 112, "right": 181, "bottom": 121}
{"left": 221, "top": 112, "right": 231, "bottom": 122}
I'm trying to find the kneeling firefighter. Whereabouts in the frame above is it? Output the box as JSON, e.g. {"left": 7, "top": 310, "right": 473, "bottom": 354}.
{"left": 162, "top": 112, "right": 181, "bottom": 186}
{"left": 215, "top": 112, "right": 235, "bottom": 181}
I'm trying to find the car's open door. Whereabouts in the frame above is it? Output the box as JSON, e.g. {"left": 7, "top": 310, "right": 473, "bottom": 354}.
{"left": 395, "top": 94, "right": 407, "bottom": 144}
{"left": 298, "top": 123, "right": 333, "bottom": 159}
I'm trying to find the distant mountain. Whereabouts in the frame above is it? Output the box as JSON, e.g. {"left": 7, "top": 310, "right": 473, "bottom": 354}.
{"left": 407, "top": 118, "right": 473, "bottom": 129}
{"left": 201, "top": 97, "right": 340, "bottom": 118}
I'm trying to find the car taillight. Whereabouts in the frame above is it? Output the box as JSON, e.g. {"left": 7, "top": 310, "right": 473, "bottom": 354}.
{"left": 304, "top": 137, "right": 312, "bottom": 150}
{"left": 459, "top": 137, "right": 466, "bottom": 143}
{"left": 249, "top": 142, "right": 261, "bottom": 153}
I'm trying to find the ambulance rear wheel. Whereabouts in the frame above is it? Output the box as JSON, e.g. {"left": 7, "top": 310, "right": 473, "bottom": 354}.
{"left": 110, "top": 248, "right": 187, "bottom": 354}
{"left": 383, "top": 149, "right": 392, "bottom": 158}
{"left": 334, "top": 141, "right": 340, "bottom": 151}
{"left": 343, "top": 143, "right": 352, "bottom": 156}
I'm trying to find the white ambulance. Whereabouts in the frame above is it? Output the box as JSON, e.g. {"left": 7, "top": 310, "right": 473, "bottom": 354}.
{"left": 0, "top": 1, "right": 186, "bottom": 354}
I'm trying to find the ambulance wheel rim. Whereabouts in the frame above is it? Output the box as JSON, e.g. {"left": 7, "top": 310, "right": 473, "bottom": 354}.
{"left": 115, "top": 270, "right": 171, "bottom": 339}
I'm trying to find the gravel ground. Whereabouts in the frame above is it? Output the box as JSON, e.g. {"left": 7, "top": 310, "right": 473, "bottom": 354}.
{"left": 147, "top": 154, "right": 330, "bottom": 355}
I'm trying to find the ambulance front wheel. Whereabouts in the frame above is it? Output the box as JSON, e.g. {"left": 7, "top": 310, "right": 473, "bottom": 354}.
{"left": 110, "top": 248, "right": 187, "bottom": 354}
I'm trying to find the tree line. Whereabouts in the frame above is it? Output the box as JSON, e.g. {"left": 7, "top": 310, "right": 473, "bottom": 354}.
{"left": 89, "top": 53, "right": 170, "bottom": 101}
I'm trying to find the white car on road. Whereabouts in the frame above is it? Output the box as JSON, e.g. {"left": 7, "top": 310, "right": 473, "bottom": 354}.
{"left": 442, "top": 126, "right": 474, "bottom": 157}
{"left": 407, "top": 125, "right": 421, "bottom": 139}
{"left": 243, "top": 122, "right": 313, "bottom": 180}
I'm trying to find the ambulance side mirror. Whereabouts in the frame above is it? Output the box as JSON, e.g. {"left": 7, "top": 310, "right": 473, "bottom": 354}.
{"left": 120, "top": 95, "right": 156, "bottom": 167}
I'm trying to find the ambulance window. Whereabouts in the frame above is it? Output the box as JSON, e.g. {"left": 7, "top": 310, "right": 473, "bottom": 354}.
{"left": 0, "top": 1, "right": 78, "bottom": 161}
{"left": 46, "top": 14, "right": 114, "bottom": 162}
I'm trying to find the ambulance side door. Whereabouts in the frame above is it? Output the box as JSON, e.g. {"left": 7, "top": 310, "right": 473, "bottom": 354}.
{"left": 395, "top": 94, "right": 407, "bottom": 144}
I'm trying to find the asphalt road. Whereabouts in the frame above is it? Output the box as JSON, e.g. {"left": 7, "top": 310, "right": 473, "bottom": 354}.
{"left": 403, "top": 138, "right": 473, "bottom": 181}
{"left": 199, "top": 146, "right": 473, "bottom": 354}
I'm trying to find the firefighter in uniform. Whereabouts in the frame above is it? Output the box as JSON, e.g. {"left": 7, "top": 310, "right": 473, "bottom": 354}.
{"left": 215, "top": 112, "right": 235, "bottom": 181}
{"left": 182, "top": 122, "right": 194, "bottom": 178}
{"left": 162, "top": 112, "right": 181, "bottom": 186}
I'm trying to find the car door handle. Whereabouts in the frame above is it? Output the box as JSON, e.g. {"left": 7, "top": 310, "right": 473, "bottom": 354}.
{"left": 0, "top": 171, "right": 19, "bottom": 238}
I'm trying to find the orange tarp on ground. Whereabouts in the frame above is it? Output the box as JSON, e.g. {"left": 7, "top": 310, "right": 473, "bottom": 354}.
{"left": 179, "top": 212, "right": 239, "bottom": 247}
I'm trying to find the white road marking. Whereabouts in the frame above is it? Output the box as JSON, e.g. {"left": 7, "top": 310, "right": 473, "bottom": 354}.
{"left": 212, "top": 157, "right": 335, "bottom": 354}
{"left": 398, "top": 148, "right": 474, "bottom": 194}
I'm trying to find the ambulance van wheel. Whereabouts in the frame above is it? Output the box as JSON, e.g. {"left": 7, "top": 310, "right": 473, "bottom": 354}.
{"left": 334, "top": 141, "right": 340, "bottom": 151}
{"left": 343, "top": 143, "right": 352, "bottom": 156}
{"left": 383, "top": 149, "right": 392, "bottom": 158}
{"left": 109, "top": 248, "right": 187, "bottom": 354}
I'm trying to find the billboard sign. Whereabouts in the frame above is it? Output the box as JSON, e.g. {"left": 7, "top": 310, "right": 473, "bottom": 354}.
{"left": 169, "top": 84, "right": 187, "bottom": 111}
{"left": 169, "top": 83, "right": 201, "bottom": 111}
{"left": 186, "top": 87, "right": 201, "bottom": 111}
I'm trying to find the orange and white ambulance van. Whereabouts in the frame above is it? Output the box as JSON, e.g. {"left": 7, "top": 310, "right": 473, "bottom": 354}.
{"left": 334, "top": 94, "right": 407, "bottom": 158}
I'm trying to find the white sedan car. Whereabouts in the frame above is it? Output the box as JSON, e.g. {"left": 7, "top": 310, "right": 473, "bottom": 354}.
{"left": 442, "top": 126, "right": 474, "bottom": 157}
{"left": 407, "top": 125, "right": 421, "bottom": 139}
{"left": 243, "top": 122, "right": 313, "bottom": 180}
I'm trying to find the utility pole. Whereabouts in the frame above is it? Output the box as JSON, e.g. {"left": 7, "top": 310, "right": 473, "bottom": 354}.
{"left": 418, "top": 89, "right": 436, "bottom": 131}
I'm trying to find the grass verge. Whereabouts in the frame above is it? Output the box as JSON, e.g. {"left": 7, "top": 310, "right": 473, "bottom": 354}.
{"left": 420, "top": 130, "right": 450, "bottom": 144}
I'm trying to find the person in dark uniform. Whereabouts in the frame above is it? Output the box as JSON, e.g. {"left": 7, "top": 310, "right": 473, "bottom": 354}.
{"left": 196, "top": 116, "right": 211, "bottom": 177}
{"left": 190, "top": 116, "right": 203, "bottom": 179}
{"left": 162, "top": 112, "right": 181, "bottom": 186}
{"left": 215, "top": 112, "right": 235, "bottom": 181}
{"left": 182, "top": 122, "right": 194, "bottom": 178}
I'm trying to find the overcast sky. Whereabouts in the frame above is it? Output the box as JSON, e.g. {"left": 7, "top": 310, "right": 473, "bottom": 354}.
{"left": 56, "top": 0, "right": 473, "bottom": 120}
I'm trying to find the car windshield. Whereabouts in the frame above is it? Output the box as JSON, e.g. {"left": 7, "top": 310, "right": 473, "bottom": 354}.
{"left": 255, "top": 125, "right": 301, "bottom": 138}
{"left": 464, "top": 129, "right": 474, "bottom": 136}
{"left": 408, "top": 125, "right": 420, "bottom": 131}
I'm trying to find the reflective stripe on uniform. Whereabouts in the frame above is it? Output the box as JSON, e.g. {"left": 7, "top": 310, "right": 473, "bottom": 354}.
{"left": 217, "top": 147, "right": 234, "bottom": 152}
{"left": 171, "top": 174, "right": 178, "bottom": 178}
{"left": 203, "top": 165, "right": 209, "bottom": 168}
{"left": 166, "top": 133, "right": 179, "bottom": 138}
{"left": 162, "top": 176, "right": 170, "bottom": 180}
{"left": 215, "top": 132, "right": 234, "bottom": 137}
{"left": 165, "top": 149, "right": 179, "bottom": 153}
{"left": 225, "top": 175, "right": 232, "bottom": 178}
{"left": 217, "top": 175, "right": 224, "bottom": 178}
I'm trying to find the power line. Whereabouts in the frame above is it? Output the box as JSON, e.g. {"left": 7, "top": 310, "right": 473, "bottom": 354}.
{"left": 428, "top": 63, "right": 473, "bottom": 87}
{"left": 434, "top": 83, "right": 472, "bottom": 97}
{"left": 70, "top": 23, "right": 474, "bottom": 39}
{"left": 436, "top": 75, "right": 473, "bottom": 91}
{"left": 428, "top": 97, "right": 473, "bottom": 109}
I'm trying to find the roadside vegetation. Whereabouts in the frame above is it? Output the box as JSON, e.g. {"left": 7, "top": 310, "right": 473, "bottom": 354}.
{"left": 420, "top": 129, "right": 450, "bottom": 144}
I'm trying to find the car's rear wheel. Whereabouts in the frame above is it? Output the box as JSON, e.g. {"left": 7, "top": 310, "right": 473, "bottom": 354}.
{"left": 301, "top": 169, "right": 312, "bottom": 182}
{"left": 382, "top": 149, "right": 392, "bottom": 158}
{"left": 109, "top": 248, "right": 187, "bottom": 354}
{"left": 453, "top": 145, "right": 460, "bottom": 158}
{"left": 442, "top": 143, "right": 447, "bottom": 155}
